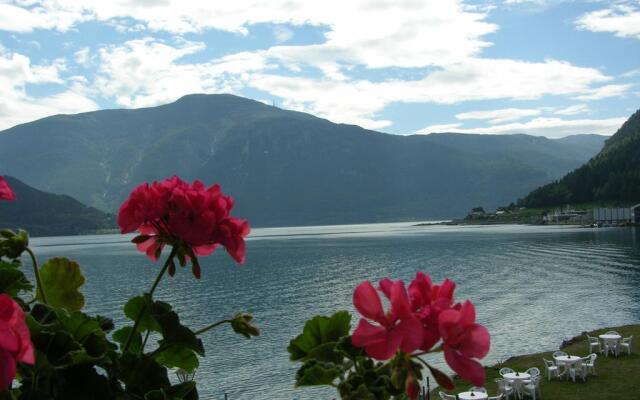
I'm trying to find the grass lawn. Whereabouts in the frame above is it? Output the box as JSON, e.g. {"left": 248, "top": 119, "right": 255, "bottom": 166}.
{"left": 432, "top": 324, "right": 639, "bottom": 400}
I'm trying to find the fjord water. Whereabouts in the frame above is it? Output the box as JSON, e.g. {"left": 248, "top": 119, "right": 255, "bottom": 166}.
{"left": 28, "top": 224, "right": 640, "bottom": 399}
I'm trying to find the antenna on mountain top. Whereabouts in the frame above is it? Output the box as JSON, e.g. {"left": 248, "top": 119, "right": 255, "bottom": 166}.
{"left": 272, "top": 99, "right": 278, "bottom": 108}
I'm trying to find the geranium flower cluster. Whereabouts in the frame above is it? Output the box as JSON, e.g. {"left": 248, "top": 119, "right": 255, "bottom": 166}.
{"left": 352, "top": 272, "right": 490, "bottom": 389}
{"left": 0, "top": 294, "right": 34, "bottom": 389}
{"left": 118, "top": 176, "right": 250, "bottom": 277}
{"left": 0, "top": 177, "right": 15, "bottom": 201}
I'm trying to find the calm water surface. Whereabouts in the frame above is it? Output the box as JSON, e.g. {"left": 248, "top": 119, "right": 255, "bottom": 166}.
{"left": 26, "top": 223, "right": 640, "bottom": 399}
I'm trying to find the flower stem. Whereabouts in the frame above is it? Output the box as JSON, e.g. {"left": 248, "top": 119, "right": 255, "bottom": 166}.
{"left": 123, "top": 247, "right": 177, "bottom": 353}
{"left": 26, "top": 247, "right": 47, "bottom": 304}
{"left": 194, "top": 319, "right": 232, "bottom": 336}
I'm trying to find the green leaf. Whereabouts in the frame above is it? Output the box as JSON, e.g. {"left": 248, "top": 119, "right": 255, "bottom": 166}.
{"left": 0, "top": 260, "right": 32, "bottom": 297}
{"left": 153, "top": 345, "right": 199, "bottom": 373}
{"left": 149, "top": 300, "right": 204, "bottom": 356}
{"left": 144, "top": 382, "right": 198, "bottom": 400}
{"left": 288, "top": 311, "right": 351, "bottom": 363}
{"left": 38, "top": 257, "right": 85, "bottom": 311}
{"left": 113, "top": 326, "right": 142, "bottom": 354}
{"left": 120, "top": 353, "right": 171, "bottom": 396}
{"left": 295, "top": 360, "right": 343, "bottom": 386}
{"left": 124, "top": 295, "right": 161, "bottom": 332}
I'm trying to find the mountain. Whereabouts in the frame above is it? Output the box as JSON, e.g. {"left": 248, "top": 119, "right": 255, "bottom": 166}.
{"left": 520, "top": 109, "right": 640, "bottom": 208}
{"left": 0, "top": 94, "right": 607, "bottom": 226}
{"left": 0, "top": 176, "right": 114, "bottom": 236}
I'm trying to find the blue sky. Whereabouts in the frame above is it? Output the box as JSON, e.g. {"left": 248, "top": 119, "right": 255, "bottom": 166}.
{"left": 0, "top": 0, "right": 638, "bottom": 137}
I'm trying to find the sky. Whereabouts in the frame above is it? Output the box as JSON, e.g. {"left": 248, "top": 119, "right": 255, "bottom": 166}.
{"left": 0, "top": 0, "right": 638, "bottom": 138}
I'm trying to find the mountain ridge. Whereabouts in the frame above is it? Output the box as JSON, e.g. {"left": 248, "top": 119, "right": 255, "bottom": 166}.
{"left": 0, "top": 94, "right": 609, "bottom": 226}
{"left": 0, "top": 176, "right": 114, "bottom": 236}
{"left": 520, "top": 108, "right": 640, "bottom": 207}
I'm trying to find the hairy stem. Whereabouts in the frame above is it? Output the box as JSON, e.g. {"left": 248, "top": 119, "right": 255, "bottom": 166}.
{"left": 26, "top": 248, "right": 47, "bottom": 304}
{"left": 194, "top": 319, "right": 232, "bottom": 336}
{"left": 123, "top": 247, "right": 177, "bottom": 353}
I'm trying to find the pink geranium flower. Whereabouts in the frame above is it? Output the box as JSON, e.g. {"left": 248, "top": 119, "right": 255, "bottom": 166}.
{"left": 0, "top": 177, "right": 16, "bottom": 201}
{"left": 0, "top": 294, "right": 34, "bottom": 389}
{"left": 352, "top": 280, "right": 423, "bottom": 360}
{"left": 408, "top": 272, "right": 456, "bottom": 351}
{"left": 118, "top": 176, "right": 250, "bottom": 277}
{"left": 439, "top": 300, "right": 490, "bottom": 386}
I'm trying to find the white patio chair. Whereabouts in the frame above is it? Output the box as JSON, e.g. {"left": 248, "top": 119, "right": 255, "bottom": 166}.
{"left": 439, "top": 392, "right": 456, "bottom": 400}
{"left": 525, "top": 367, "right": 540, "bottom": 378}
{"left": 587, "top": 334, "right": 601, "bottom": 353}
{"left": 543, "top": 358, "right": 559, "bottom": 381}
{"left": 499, "top": 367, "right": 515, "bottom": 376}
{"left": 469, "top": 386, "right": 487, "bottom": 393}
{"left": 488, "top": 394, "right": 504, "bottom": 400}
{"left": 619, "top": 336, "right": 633, "bottom": 356}
{"left": 605, "top": 330, "right": 620, "bottom": 336}
{"left": 582, "top": 353, "right": 597, "bottom": 375}
{"left": 494, "top": 378, "right": 514, "bottom": 400}
{"left": 552, "top": 350, "right": 567, "bottom": 358}
{"left": 568, "top": 359, "right": 587, "bottom": 382}
{"left": 522, "top": 375, "right": 541, "bottom": 400}
{"left": 603, "top": 339, "right": 619, "bottom": 357}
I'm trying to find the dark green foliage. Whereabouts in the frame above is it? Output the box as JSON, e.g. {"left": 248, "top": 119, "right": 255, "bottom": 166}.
{"left": 521, "top": 109, "right": 640, "bottom": 207}
{"left": 0, "top": 94, "right": 605, "bottom": 225}
{"left": 0, "top": 176, "right": 114, "bottom": 236}
{"left": 288, "top": 311, "right": 351, "bottom": 363}
{"left": 288, "top": 311, "right": 439, "bottom": 399}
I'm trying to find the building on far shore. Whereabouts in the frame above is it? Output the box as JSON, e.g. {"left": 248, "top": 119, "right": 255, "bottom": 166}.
{"left": 592, "top": 204, "right": 640, "bottom": 225}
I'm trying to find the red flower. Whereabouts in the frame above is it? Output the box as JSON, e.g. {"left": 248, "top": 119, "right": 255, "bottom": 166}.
{"left": 408, "top": 272, "right": 456, "bottom": 351}
{"left": 0, "top": 294, "right": 34, "bottom": 389}
{"left": 352, "top": 280, "right": 423, "bottom": 360}
{"left": 118, "top": 176, "right": 250, "bottom": 277}
{"left": 439, "top": 300, "right": 490, "bottom": 386}
{"left": 0, "top": 177, "right": 16, "bottom": 201}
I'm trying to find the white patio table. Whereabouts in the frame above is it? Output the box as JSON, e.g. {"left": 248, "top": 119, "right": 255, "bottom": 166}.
{"left": 554, "top": 355, "right": 581, "bottom": 379}
{"left": 503, "top": 372, "right": 530, "bottom": 397}
{"left": 599, "top": 334, "right": 622, "bottom": 356}
{"left": 458, "top": 391, "right": 489, "bottom": 400}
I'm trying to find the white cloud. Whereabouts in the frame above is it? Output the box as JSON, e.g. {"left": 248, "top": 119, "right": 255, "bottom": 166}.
{"left": 0, "top": 1, "right": 497, "bottom": 70}
{"left": 73, "top": 47, "right": 92, "bottom": 67}
{"left": 416, "top": 116, "right": 626, "bottom": 138}
{"left": 414, "top": 123, "right": 463, "bottom": 134}
{"left": 573, "top": 84, "right": 633, "bottom": 100}
{"left": 272, "top": 25, "right": 293, "bottom": 43}
{"left": 94, "top": 38, "right": 273, "bottom": 108}
{"left": 0, "top": 49, "right": 97, "bottom": 131}
{"left": 455, "top": 107, "right": 541, "bottom": 124}
{"left": 576, "top": 4, "right": 640, "bottom": 39}
{"left": 554, "top": 104, "right": 590, "bottom": 116}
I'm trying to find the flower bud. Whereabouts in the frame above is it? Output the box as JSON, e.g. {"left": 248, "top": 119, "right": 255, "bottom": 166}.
{"left": 0, "top": 229, "right": 29, "bottom": 259}
{"left": 231, "top": 312, "right": 260, "bottom": 338}
{"left": 405, "top": 373, "right": 420, "bottom": 400}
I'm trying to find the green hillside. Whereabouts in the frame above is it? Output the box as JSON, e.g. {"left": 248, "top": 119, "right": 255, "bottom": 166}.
{"left": 0, "top": 176, "right": 114, "bottom": 236}
{"left": 0, "top": 94, "right": 606, "bottom": 226}
{"left": 520, "top": 108, "right": 640, "bottom": 207}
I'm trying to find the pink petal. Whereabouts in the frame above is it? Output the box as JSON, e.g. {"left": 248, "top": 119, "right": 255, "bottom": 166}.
{"left": 393, "top": 315, "right": 423, "bottom": 354}
{"left": 444, "top": 347, "right": 486, "bottom": 387}
{"left": 458, "top": 324, "right": 491, "bottom": 359}
{"left": 378, "top": 278, "right": 393, "bottom": 300}
{"left": 390, "top": 281, "right": 412, "bottom": 319}
{"left": 438, "top": 278, "right": 456, "bottom": 301}
{"left": 438, "top": 308, "right": 461, "bottom": 340}
{"left": 459, "top": 300, "right": 476, "bottom": 327}
{"left": 353, "top": 281, "right": 386, "bottom": 324}
{"left": 0, "top": 321, "right": 18, "bottom": 354}
{"left": 0, "top": 349, "right": 16, "bottom": 389}
{"left": 352, "top": 319, "right": 388, "bottom": 348}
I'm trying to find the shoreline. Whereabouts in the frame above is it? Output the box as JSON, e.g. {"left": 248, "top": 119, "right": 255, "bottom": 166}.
{"left": 431, "top": 324, "right": 640, "bottom": 399}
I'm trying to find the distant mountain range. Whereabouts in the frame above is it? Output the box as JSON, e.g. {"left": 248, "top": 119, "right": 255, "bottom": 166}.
{"left": 521, "top": 108, "right": 640, "bottom": 207}
{"left": 0, "top": 176, "right": 114, "bottom": 236}
{"left": 0, "top": 94, "right": 608, "bottom": 227}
